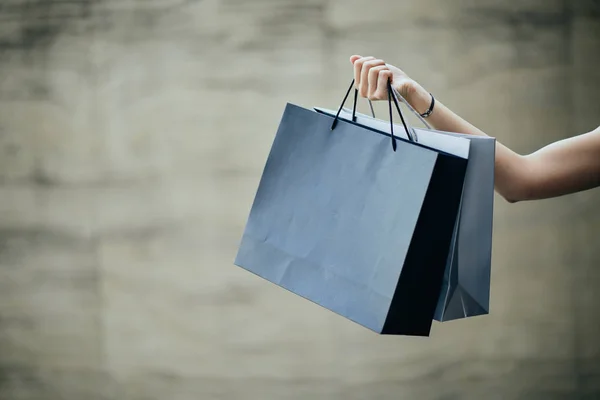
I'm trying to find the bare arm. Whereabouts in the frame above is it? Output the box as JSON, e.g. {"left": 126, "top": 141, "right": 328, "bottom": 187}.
{"left": 351, "top": 55, "right": 600, "bottom": 203}
{"left": 412, "top": 94, "right": 600, "bottom": 202}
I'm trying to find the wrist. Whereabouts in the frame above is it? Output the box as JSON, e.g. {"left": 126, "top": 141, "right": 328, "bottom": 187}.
{"left": 407, "top": 85, "right": 433, "bottom": 116}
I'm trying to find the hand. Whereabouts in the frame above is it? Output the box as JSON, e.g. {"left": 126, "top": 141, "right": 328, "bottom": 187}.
{"left": 350, "top": 55, "right": 431, "bottom": 115}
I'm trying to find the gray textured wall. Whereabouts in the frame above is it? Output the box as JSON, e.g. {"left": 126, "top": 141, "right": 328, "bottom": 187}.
{"left": 1, "top": 1, "right": 599, "bottom": 399}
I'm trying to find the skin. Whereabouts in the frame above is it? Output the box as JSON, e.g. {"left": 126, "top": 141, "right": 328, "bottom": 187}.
{"left": 350, "top": 55, "right": 600, "bottom": 203}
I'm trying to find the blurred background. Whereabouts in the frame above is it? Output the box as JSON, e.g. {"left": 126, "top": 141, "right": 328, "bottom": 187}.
{"left": 1, "top": 0, "right": 599, "bottom": 399}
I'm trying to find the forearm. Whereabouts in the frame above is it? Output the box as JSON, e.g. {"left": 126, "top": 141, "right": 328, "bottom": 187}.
{"left": 350, "top": 55, "right": 600, "bottom": 202}
{"left": 407, "top": 89, "right": 529, "bottom": 202}
{"left": 408, "top": 89, "right": 487, "bottom": 138}
{"left": 408, "top": 89, "right": 600, "bottom": 201}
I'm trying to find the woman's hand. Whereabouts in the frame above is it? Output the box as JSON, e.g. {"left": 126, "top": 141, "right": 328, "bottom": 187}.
{"left": 350, "top": 55, "right": 600, "bottom": 203}
{"left": 350, "top": 55, "right": 432, "bottom": 115}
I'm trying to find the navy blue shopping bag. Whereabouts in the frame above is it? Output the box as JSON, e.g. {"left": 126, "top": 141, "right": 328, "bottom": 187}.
{"left": 235, "top": 80, "right": 469, "bottom": 336}
{"left": 314, "top": 91, "right": 496, "bottom": 323}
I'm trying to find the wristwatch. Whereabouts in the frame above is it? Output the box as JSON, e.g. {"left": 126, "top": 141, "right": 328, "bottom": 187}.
{"left": 420, "top": 93, "right": 435, "bottom": 118}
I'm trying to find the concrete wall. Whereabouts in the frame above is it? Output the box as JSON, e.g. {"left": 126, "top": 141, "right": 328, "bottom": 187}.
{"left": 1, "top": 1, "right": 599, "bottom": 399}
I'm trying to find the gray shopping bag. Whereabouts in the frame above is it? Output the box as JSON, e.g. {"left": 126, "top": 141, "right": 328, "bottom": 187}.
{"left": 235, "top": 80, "right": 470, "bottom": 336}
{"left": 315, "top": 90, "right": 495, "bottom": 322}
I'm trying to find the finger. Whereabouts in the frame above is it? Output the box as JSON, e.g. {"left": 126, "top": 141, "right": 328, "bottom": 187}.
{"left": 354, "top": 56, "right": 375, "bottom": 89}
{"left": 349, "top": 55, "right": 361, "bottom": 64}
{"left": 374, "top": 70, "right": 393, "bottom": 101}
{"left": 360, "top": 59, "right": 386, "bottom": 97}
{"left": 367, "top": 65, "right": 388, "bottom": 100}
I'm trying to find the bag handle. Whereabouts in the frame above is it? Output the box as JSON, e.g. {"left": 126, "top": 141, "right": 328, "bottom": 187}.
{"left": 349, "top": 84, "right": 376, "bottom": 122}
{"left": 350, "top": 81, "right": 432, "bottom": 130}
{"left": 389, "top": 87, "right": 432, "bottom": 130}
{"left": 331, "top": 79, "right": 414, "bottom": 151}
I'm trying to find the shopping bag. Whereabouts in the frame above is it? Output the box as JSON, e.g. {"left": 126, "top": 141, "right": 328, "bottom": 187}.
{"left": 235, "top": 80, "right": 470, "bottom": 336}
{"left": 315, "top": 89, "right": 495, "bottom": 322}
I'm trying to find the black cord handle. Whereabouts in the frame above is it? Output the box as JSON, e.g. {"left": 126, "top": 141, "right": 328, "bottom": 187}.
{"left": 330, "top": 79, "right": 355, "bottom": 131}
{"left": 388, "top": 79, "right": 415, "bottom": 144}
{"left": 331, "top": 79, "right": 377, "bottom": 130}
{"left": 331, "top": 78, "right": 414, "bottom": 151}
